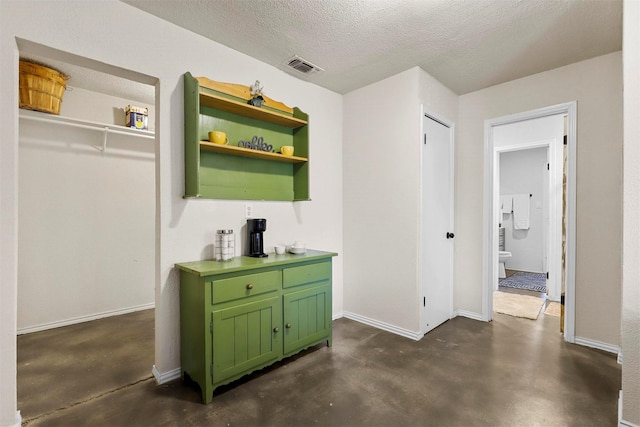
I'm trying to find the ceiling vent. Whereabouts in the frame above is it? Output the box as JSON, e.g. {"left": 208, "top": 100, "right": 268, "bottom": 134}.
{"left": 283, "top": 55, "right": 324, "bottom": 76}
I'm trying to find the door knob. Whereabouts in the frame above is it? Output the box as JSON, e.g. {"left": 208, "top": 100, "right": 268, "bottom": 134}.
{"left": 446, "top": 232, "right": 455, "bottom": 239}
{"left": 285, "top": 323, "right": 292, "bottom": 329}
{"left": 273, "top": 327, "right": 279, "bottom": 333}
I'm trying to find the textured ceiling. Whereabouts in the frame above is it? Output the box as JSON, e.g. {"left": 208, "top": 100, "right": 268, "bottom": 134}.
{"left": 122, "top": 0, "right": 622, "bottom": 95}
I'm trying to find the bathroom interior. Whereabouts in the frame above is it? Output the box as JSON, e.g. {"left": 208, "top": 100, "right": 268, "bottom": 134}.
{"left": 497, "top": 146, "right": 550, "bottom": 297}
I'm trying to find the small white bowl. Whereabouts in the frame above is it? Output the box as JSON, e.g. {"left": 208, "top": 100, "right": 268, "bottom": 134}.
{"left": 289, "top": 247, "right": 307, "bottom": 254}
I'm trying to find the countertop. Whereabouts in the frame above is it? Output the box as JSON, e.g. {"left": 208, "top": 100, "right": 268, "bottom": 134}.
{"left": 175, "top": 249, "right": 338, "bottom": 277}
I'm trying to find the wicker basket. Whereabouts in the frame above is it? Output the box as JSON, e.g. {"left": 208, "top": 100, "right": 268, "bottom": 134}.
{"left": 19, "top": 60, "right": 68, "bottom": 115}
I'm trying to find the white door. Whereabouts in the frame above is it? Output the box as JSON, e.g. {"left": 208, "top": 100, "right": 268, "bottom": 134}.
{"left": 422, "top": 114, "right": 454, "bottom": 334}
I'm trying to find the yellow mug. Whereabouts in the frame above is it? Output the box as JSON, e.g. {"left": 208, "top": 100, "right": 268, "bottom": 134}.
{"left": 209, "top": 131, "right": 229, "bottom": 145}
{"left": 280, "top": 145, "right": 294, "bottom": 156}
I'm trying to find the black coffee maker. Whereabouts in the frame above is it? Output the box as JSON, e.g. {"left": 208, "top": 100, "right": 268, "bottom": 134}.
{"left": 247, "top": 218, "right": 268, "bottom": 258}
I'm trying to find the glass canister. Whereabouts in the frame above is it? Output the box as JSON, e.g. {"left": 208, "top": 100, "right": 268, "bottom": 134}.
{"left": 214, "top": 229, "right": 235, "bottom": 261}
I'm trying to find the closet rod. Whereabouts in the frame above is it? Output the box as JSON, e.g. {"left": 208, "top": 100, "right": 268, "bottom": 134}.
{"left": 19, "top": 110, "right": 155, "bottom": 140}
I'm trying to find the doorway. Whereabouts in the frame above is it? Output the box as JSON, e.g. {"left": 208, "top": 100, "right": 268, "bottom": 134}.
{"left": 483, "top": 102, "right": 576, "bottom": 342}
{"left": 421, "top": 110, "right": 454, "bottom": 334}
{"left": 15, "top": 42, "right": 159, "bottom": 421}
{"left": 497, "top": 145, "right": 552, "bottom": 291}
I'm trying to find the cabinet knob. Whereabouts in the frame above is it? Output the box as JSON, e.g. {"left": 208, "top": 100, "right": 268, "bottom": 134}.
{"left": 273, "top": 327, "right": 279, "bottom": 333}
{"left": 285, "top": 323, "right": 292, "bottom": 329}
{"left": 246, "top": 284, "right": 253, "bottom": 290}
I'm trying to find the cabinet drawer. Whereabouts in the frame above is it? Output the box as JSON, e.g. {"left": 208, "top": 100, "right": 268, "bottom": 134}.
{"left": 212, "top": 270, "right": 281, "bottom": 304}
{"left": 283, "top": 262, "right": 331, "bottom": 289}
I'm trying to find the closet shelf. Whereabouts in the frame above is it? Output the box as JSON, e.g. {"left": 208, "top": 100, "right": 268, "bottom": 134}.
{"left": 19, "top": 109, "right": 155, "bottom": 140}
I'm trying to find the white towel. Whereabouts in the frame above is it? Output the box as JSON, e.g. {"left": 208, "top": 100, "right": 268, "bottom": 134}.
{"left": 500, "top": 196, "right": 513, "bottom": 215}
{"left": 512, "top": 194, "right": 530, "bottom": 230}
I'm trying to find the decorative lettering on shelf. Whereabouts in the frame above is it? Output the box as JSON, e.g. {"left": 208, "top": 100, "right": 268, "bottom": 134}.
{"left": 237, "top": 135, "right": 273, "bottom": 152}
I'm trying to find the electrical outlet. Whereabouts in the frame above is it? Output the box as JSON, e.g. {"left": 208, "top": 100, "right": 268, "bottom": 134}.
{"left": 245, "top": 203, "right": 253, "bottom": 218}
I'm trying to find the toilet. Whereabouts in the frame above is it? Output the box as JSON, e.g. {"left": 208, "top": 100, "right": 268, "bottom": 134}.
{"left": 498, "top": 251, "right": 512, "bottom": 279}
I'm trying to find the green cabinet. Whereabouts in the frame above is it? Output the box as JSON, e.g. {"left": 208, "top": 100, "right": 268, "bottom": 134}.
{"left": 176, "top": 250, "right": 336, "bottom": 404}
{"left": 183, "top": 72, "right": 310, "bottom": 201}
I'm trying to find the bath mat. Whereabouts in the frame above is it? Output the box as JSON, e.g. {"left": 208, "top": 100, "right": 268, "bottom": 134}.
{"left": 544, "top": 302, "right": 561, "bottom": 317}
{"left": 493, "top": 291, "right": 545, "bottom": 320}
{"left": 499, "top": 271, "right": 547, "bottom": 293}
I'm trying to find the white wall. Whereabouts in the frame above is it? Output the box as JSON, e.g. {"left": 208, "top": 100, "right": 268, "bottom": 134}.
{"left": 1, "top": 1, "right": 343, "bottom": 423}
{"left": 18, "top": 88, "right": 155, "bottom": 333}
{"left": 621, "top": 0, "right": 640, "bottom": 424}
{"left": 500, "top": 147, "right": 546, "bottom": 273}
{"left": 60, "top": 86, "right": 156, "bottom": 130}
{"left": 457, "top": 52, "right": 622, "bottom": 346}
{"left": 0, "top": 27, "right": 20, "bottom": 427}
{"left": 343, "top": 68, "right": 421, "bottom": 335}
{"left": 343, "top": 67, "right": 457, "bottom": 337}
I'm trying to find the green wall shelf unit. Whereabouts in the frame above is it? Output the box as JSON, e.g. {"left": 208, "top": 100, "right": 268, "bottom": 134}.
{"left": 184, "top": 72, "right": 310, "bottom": 201}
{"left": 175, "top": 250, "right": 337, "bottom": 404}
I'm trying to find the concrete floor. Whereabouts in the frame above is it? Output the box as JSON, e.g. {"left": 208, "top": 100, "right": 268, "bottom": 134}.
{"left": 18, "top": 307, "right": 620, "bottom": 426}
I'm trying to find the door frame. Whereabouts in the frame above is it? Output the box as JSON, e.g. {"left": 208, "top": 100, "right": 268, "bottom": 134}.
{"left": 482, "top": 102, "right": 576, "bottom": 342}
{"left": 419, "top": 106, "right": 455, "bottom": 335}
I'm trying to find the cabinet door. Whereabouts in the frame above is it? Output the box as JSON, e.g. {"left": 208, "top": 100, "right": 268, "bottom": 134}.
{"left": 212, "top": 296, "right": 282, "bottom": 386}
{"left": 283, "top": 284, "right": 331, "bottom": 355}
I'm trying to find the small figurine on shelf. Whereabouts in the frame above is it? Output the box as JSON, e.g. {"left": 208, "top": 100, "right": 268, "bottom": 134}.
{"left": 248, "top": 80, "right": 265, "bottom": 107}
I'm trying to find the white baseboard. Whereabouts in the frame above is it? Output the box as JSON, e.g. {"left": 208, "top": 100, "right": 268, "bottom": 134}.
{"left": 619, "top": 418, "right": 639, "bottom": 427}
{"left": 152, "top": 365, "right": 181, "bottom": 385}
{"left": 574, "top": 336, "right": 620, "bottom": 356}
{"left": 619, "top": 391, "right": 640, "bottom": 427}
{"left": 17, "top": 303, "right": 155, "bottom": 335}
{"left": 332, "top": 311, "right": 344, "bottom": 321}
{"left": 342, "top": 311, "right": 422, "bottom": 341}
{"left": 9, "top": 411, "right": 21, "bottom": 427}
{"left": 618, "top": 351, "right": 623, "bottom": 365}
{"left": 452, "top": 309, "right": 485, "bottom": 322}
